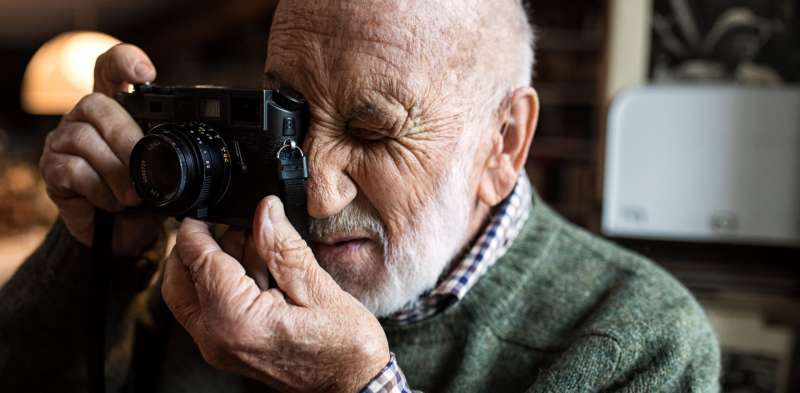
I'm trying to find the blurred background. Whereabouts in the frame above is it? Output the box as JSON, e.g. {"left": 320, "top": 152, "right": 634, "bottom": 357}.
{"left": 0, "top": 0, "right": 799, "bottom": 391}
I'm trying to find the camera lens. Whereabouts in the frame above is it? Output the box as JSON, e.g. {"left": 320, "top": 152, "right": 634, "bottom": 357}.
{"left": 130, "top": 122, "right": 231, "bottom": 214}
{"left": 145, "top": 140, "right": 182, "bottom": 200}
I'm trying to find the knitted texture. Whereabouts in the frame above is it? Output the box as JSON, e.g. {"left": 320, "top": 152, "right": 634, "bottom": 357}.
{"left": 380, "top": 198, "right": 720, "bottom": 392}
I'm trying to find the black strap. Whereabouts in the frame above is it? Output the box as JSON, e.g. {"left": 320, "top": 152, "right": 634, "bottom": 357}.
{"left": 89, "top": 209, "right": 115, "bottom": 393}
{"left": 124, "top": 288, "right": 172, "bottom": 393}
{"left": 283, "top": 178, "right": 309, "bottom": 240}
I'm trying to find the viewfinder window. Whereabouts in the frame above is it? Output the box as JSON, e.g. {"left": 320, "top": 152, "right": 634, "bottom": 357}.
{"left": 201, "top": 99, "right": 221, "bottom": 119}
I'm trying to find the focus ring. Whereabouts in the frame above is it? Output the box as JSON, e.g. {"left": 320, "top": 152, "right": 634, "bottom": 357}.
{"left": 129, "top": 122, "right": 231, "bottom": 216}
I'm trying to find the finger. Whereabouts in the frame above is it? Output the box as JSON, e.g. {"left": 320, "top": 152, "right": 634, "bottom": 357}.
{"left": 162, "top": 248, "right": 202, "bottom": 332}
{"left": 175, "top": 218, "right": 261, "bottom": 312}
{"left": 219, "top": 228, "right": 272, "bottom": 290}
{"left": 242, "top": 234, "right": 272, "bottom": 291}
{"left": 219, "top": 228, "right": 246, "bottom": 261}
{"left": 252, "top": 196, "right": 339, "bottom": 307}
{"left": 41, "top": 151, "right": 123, "bottom": 213}
{"left": 93, "top": 43, "right": 156, "bottom": 96}
{"left": 47, "top": 120, "right": 139, "bottom": 206}
{"left": 66, "top": 93, "right": 143, "bottom": 168}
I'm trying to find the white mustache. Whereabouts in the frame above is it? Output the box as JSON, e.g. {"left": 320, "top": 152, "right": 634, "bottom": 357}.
{"left": 309, "top": 198, "right": 386, "bottom": 244}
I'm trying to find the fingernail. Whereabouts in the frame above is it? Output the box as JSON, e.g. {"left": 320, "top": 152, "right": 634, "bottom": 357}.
{"left": 266, "top": 196, "right": 285, "bottom": 221}
{"left": 133, "top": 62, "right": 153, "bottom": 79}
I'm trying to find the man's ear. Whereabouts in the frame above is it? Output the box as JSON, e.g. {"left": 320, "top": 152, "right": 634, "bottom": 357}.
{"left": 477, "top": 87, "right": 539, "bottom": 206}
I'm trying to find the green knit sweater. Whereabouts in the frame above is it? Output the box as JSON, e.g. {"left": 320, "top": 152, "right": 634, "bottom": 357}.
{"left": 0, "top": 196, "right": 720, "bottom": 392}
{"left": 382, "top": 201, "right": 720, "bottom": 392}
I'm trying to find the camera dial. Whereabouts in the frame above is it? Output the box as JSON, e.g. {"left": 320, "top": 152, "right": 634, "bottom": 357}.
{"left": 130, "top": 122, "right": 232, "bottom": 215}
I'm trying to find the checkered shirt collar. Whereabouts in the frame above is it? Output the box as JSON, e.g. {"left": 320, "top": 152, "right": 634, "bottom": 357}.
{"left": 385, "top": 173, "right": 533, "bottom": 324}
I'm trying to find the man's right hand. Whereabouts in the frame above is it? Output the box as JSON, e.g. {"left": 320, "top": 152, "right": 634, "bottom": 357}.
{"left": 39, "top": 43, "right": 162, "bottom": 257}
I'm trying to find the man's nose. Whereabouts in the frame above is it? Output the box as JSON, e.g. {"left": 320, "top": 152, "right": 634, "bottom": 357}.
{"left": 303, "top": 134, "right": 357, "bottom": 219}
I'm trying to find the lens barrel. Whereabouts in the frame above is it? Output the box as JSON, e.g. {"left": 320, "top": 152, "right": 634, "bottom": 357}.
{"left": 130, "top": 122, "right": 231, "bottom": 215}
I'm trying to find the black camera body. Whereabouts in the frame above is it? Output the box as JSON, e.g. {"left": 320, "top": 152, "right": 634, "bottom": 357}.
{"left": 116, "top": 83, "right": 309, "bottom": 230}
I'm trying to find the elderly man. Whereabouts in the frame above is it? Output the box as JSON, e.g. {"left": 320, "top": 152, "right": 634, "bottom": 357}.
{"left": 0, "top": 0, "right": 720, "bottom": 392}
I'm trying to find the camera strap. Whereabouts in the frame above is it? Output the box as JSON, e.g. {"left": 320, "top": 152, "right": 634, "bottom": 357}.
{"left": 89, "top": 208, "right": 115, "bottom": 393}
{"left": 277, "top": 139, "right": 310, "bottom": 239}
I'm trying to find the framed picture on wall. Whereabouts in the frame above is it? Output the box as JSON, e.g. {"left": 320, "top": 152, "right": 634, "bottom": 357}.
{"left": 649, "top": 0, "right": 800, "bottom": 85}
{"left": 605, "top": 0, "right": 799, "bottom": 104}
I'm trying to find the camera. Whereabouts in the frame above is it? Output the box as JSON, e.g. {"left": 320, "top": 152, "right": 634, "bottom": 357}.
{"left": 115, "top": 83, "right": 309, "bottom": 233}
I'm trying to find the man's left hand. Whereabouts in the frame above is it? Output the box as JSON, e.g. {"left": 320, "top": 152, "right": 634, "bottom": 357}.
{"left": 162, "top": 196, "right": 391, "bottom": 393}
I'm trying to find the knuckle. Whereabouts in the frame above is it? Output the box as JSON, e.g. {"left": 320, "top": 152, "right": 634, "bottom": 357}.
{"left": 72, "top": 95, "right": 94, "bottom": 117}
{"left": 184, "top": 248, "right": 217, "bottom": 284}
{"left": 71, "top": 124, "right": 97, "bottom": 147}
{"left": 81, "top": 92, "right": 106, "bottom": 107}
{"left": 49, "top": 160, "right": 73, "bottom": 189}
{"left": 43, "top": 127, "right": 67, "bottom": 152}
{"left": 276, "top": 237, "right": 310, "bottom": 263}
{"left": 62, "top": 156, "right": 86, "bottom": 177}
{"left": 53, "top": 157, "right": 86, "bottom": 192}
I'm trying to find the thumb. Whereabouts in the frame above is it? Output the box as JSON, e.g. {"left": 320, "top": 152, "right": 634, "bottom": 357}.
{"left": 252, "top": 196, "right": 339, "bottom": 307}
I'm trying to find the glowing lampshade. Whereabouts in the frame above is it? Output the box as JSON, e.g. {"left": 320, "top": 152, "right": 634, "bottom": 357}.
{"left": 21, "top": 31, "right": 120, "bottom": 115}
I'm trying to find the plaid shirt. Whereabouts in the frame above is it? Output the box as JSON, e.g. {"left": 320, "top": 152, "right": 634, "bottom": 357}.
{"left": 361, "top": 174, "right": 533, "bottom": 393}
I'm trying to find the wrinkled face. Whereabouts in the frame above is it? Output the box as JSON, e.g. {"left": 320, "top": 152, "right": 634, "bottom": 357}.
{"left": 265, "top": 1, "right": 489, "bottom": 316}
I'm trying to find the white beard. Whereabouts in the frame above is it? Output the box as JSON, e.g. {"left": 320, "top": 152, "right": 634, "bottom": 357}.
{"left": 310, "top": 153, "right": 474, "bottom": 317}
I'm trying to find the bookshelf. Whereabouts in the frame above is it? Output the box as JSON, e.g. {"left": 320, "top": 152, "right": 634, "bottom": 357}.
{"left": 524, "top": 0, "right": 609, "bottom": 231}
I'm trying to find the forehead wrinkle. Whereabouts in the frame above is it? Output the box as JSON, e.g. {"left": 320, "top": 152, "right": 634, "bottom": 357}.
{"left": 267, "top": 30, "right": 341, "bottom": 117}
{"left": 268, "top": 0, "right": 496, "bottom": 132}
{"left": 268, "top": 23, "right": 421, "bottom": 111}
{"left": 270, "top": 18, "right": 420, "bottom": 86}
{"left": 271, "top": 0, "right": 478, "bottom": 80}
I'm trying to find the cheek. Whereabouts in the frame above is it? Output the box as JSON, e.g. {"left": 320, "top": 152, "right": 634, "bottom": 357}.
{"left": 347, "top": 137, "right": 456, "bottom": 240}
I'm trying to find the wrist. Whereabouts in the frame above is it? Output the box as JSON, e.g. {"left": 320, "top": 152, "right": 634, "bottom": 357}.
{"left": 332, "top": 343, "right": 391, "bottom": 393}
{"left": 358, "top": 353, "right": 410, "bottom": 393}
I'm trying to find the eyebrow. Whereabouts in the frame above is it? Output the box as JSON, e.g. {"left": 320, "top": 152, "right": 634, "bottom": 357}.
{"left": 348, "top": 102, "right": 405, "bottom": 129}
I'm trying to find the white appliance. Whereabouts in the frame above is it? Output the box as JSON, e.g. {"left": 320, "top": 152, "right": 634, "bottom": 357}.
{"left": 602, "top": 85, "right": 800, "bottom": 245}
